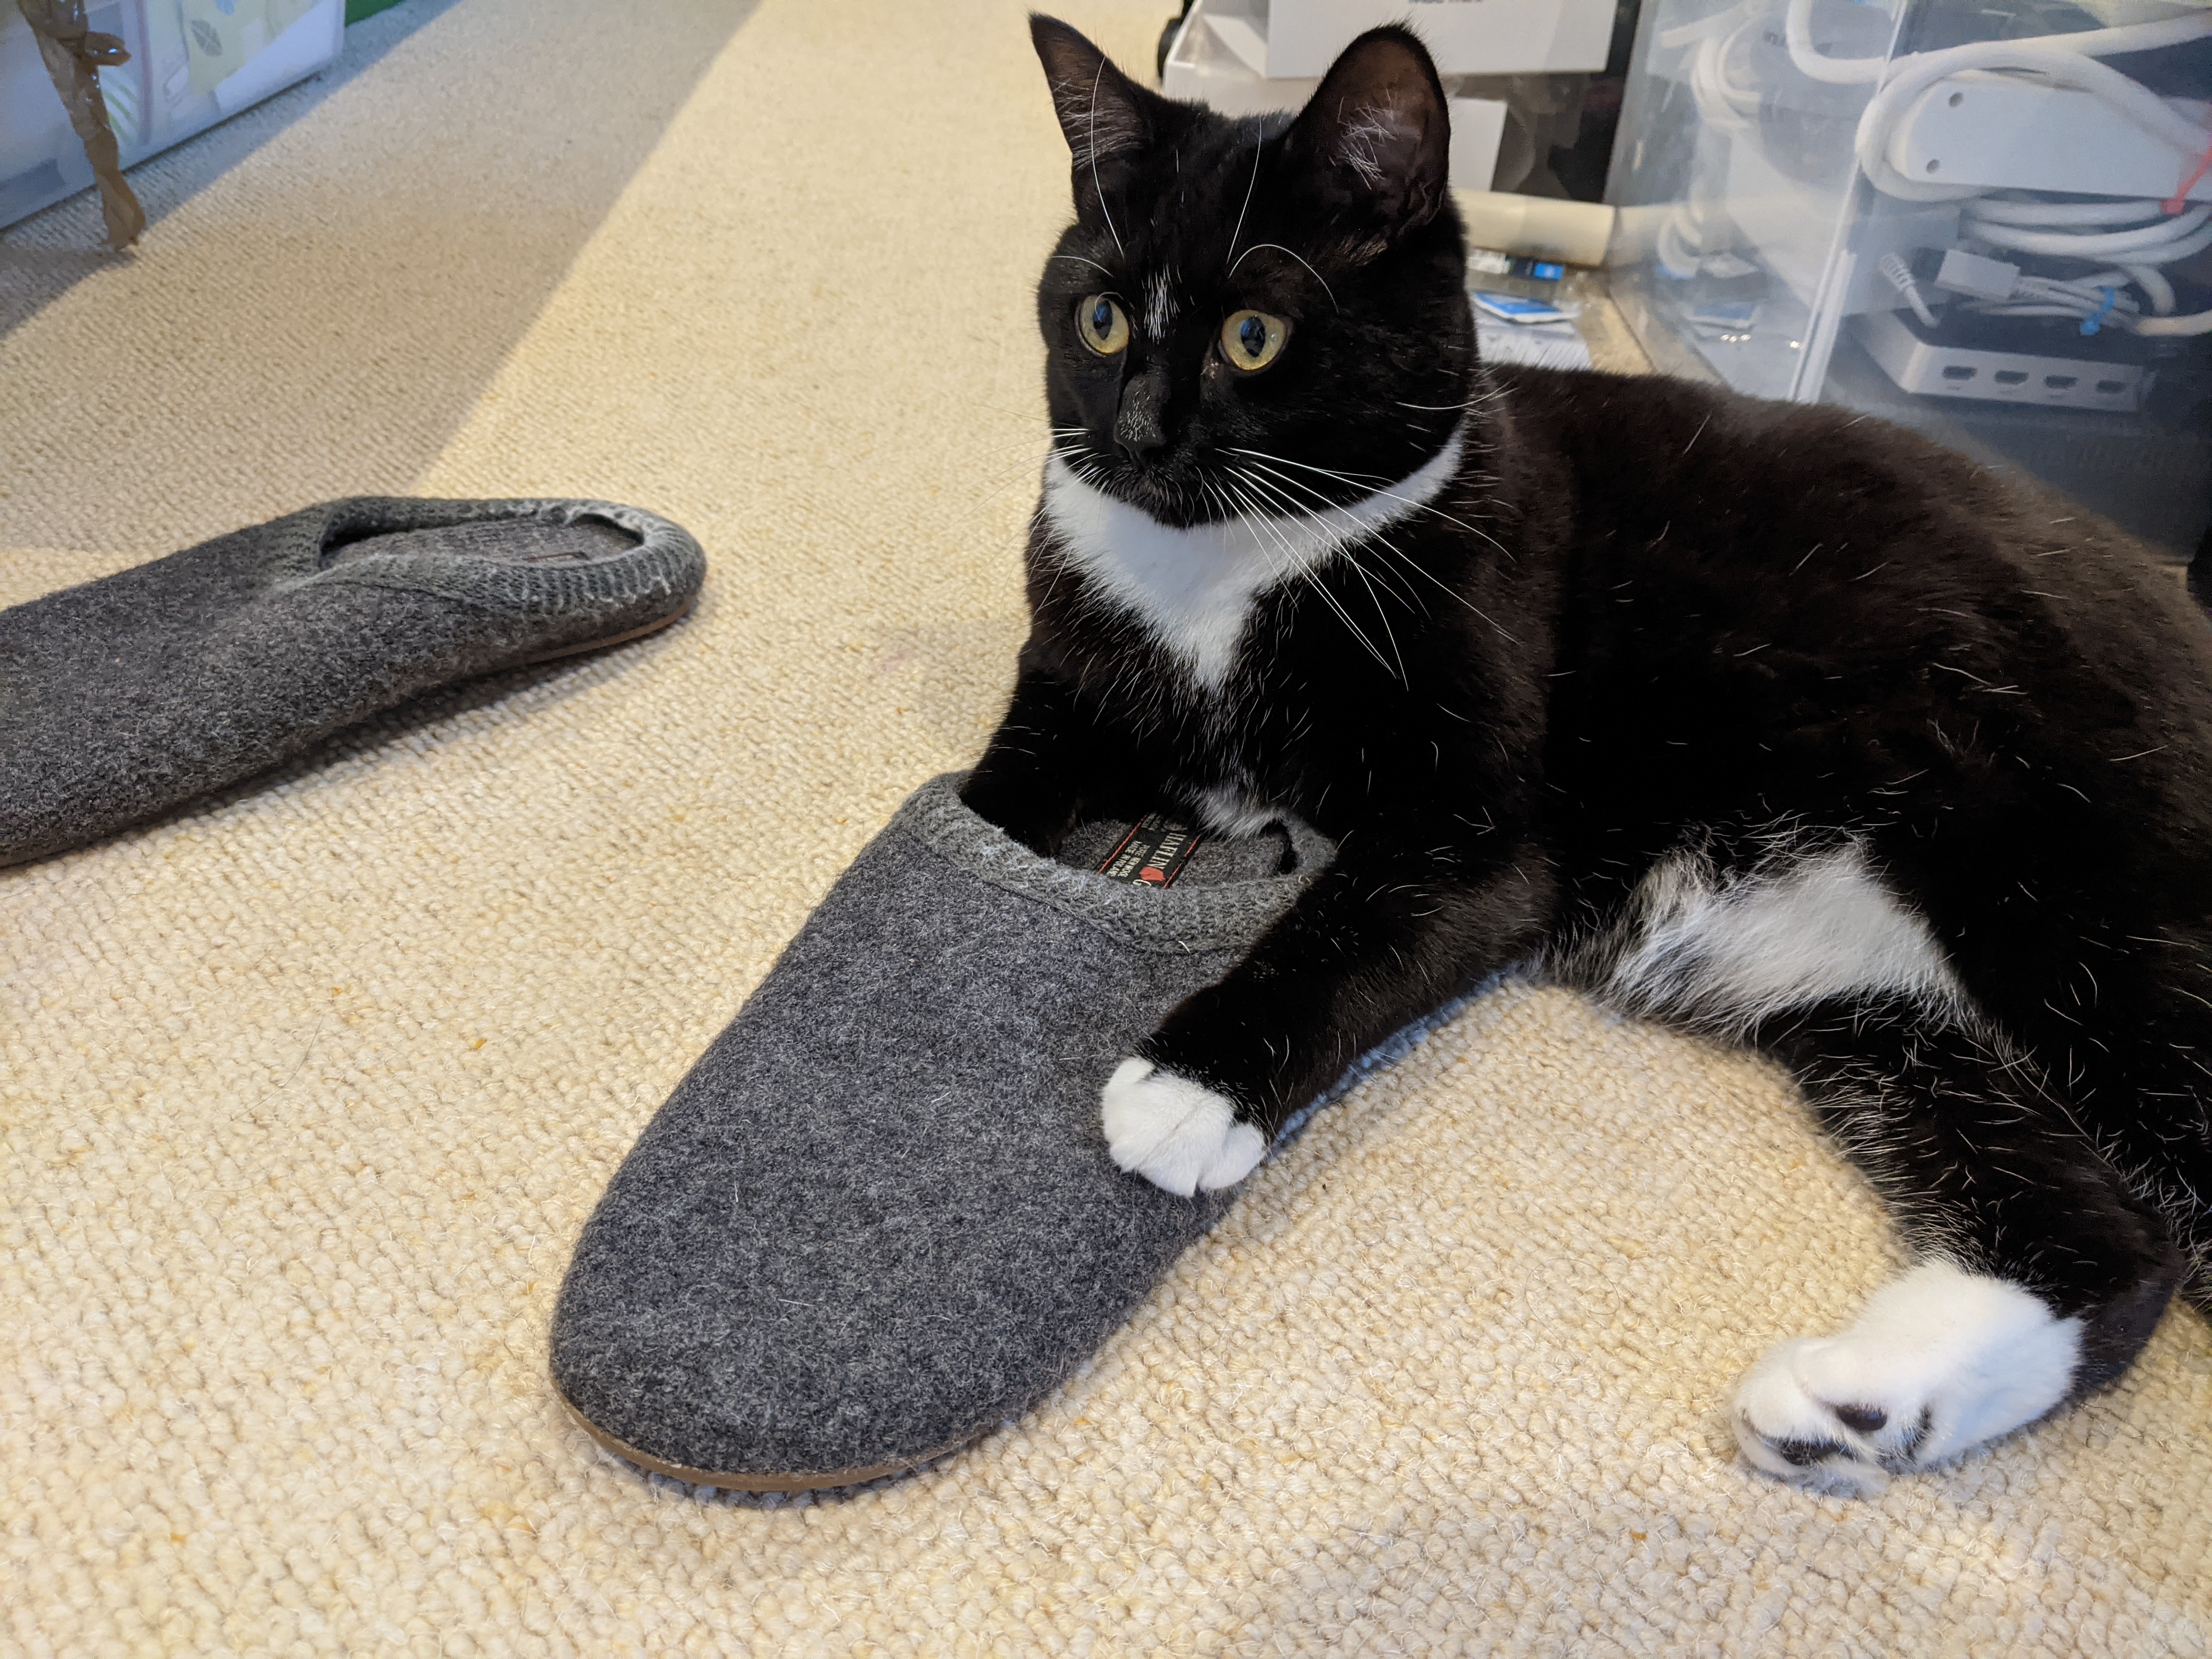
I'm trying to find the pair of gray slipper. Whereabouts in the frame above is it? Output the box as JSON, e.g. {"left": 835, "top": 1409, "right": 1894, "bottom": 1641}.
{"left": 0, "top": 496, "right": 705, "bottom": 867}
{"left": 3, "top": 495, "right": 1420, "bottom": 1491}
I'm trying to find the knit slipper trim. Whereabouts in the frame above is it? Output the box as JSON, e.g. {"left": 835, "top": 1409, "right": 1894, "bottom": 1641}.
{"left": 890, "top": 772, "right": 1336, "bottom": 955}
{"left": 274, "top": 495, "right": 705, "bottom": 616}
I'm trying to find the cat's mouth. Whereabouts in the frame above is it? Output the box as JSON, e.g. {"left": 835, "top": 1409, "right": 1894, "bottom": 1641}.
{"left": 1077, "top": 455, "right": 1234, "bottom": 529}
{"left": 1111, "top": 471, "right": 1214, "bottom": 528}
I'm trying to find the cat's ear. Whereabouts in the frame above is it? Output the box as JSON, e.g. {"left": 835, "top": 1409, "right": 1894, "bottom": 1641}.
{"left": 1031, "top": 15, "right": 1154, "bottom": 182}
{"left": 1286, "top": 27, "right": 1451, "bottom": 235}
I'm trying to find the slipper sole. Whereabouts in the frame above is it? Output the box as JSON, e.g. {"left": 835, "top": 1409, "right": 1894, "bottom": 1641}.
{"left": 557, "top": 1384, "right": 981, "bottom": 1492}
{"left": 515, "top": 585, "right": 698, "bottom": 667}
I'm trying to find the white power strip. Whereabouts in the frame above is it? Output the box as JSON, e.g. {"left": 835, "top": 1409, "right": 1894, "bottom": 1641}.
{"left": 1889, "top": 76, "right": 2212, "bottom": 200}
{"left": 1854, "top": 309, "right": 2157, "bottom": 411}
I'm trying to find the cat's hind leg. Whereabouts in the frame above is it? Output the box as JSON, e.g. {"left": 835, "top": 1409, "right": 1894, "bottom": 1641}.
{"left": 1733, "top": 1000, "right": 2183, "bottom": 1492}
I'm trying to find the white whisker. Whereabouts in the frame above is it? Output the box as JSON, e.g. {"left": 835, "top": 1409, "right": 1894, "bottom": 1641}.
{"left": 1227, "top": 242, "right": 1339, "bottom": 312}
{"left": 1226, "top": 136, "right": 1262, "bottom": 270}
{"left": 1216, "top": 471, "right": 1400, "bottom": 680}
{"left": 1051, "top": 253, "right": 1115, "bottom": 279}
{"left": 1087, "top": 61, "right": 1125, "bottom": 258}
{"left": 1231, "top": 466, "right": 1410, "bottom": 677}
{"left": 1224, "top": 441, "right": 1514, "bottom": 565}
{"left": 1229, "top": 462, "right": 1423, "bottom": 617}
{"left": 1230, "top": 449, "right": 1521, "bottom": 642}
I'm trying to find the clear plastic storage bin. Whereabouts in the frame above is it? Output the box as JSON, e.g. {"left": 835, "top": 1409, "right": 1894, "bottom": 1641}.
{"left": 1604, "top": 0, "right": 2212, "bottom": 556}
{"left": 2, "top": 0, "right": 343, "bottom": 232}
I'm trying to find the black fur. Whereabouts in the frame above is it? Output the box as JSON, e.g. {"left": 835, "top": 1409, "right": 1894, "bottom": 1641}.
{"left": 968, "top": 18, "right": 2212, "bottom": 1435}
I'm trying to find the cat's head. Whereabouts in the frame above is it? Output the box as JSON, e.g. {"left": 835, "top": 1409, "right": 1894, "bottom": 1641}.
{"left": 1031, "top": 15, "right": 1475, "bottom": 531}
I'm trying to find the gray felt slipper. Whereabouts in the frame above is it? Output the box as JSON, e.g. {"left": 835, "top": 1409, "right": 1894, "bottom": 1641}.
{"left": 0, "top": 496, "right": 704, "bottom": 866}
{"left": 552, "top": 773, "right": 1440, "bottom": 1491}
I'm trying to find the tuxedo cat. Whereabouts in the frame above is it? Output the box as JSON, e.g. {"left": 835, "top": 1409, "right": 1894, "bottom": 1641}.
{"left": 962, "top": 15, "right": 2212, "bottom": 1491}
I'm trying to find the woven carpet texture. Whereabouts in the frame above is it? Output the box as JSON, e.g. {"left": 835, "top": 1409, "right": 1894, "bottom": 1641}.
{"left": 3, "top": 1, "right": 2208, "bottom": 1653}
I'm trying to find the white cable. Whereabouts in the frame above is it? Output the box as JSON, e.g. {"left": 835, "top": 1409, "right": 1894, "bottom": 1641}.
{"left": 1655, "top": 195, "right": 1741, "bottom": 279}
{"left": 1878, "top": 252, "right": 1939, "bottom": 325}
{"left": 1775, "top": 0, "right": 2212, "bottom": 329}
{"left": 1977, "top": 304, "right": 2124, "bottom": 318}
{"left": 2134, "top": 306, "right": 2212, "bottom": 334}
{"left": 1686, "top": 13, "right": 1764, "bottom": 132}
{"left": 1965, "top": 202, "right": 2212, "bottom": 257}
{"left": 1781, "top": 0, "right": 1889, "bottom": 83}
{"left": 1654, "top": 212, "right": 1704, "bottom": 279}
{"left": 2053, "top": 267, "right": 2141, "bottom": 292}
{"left": 2015, "top": 275, "right": 2139, "bottom": 305}
{"left": 1971, "top": 278, "right": 2141, "bottom": 318}
{"left": 2121, "top": 261, "right": 2177, "bottom": 311}
{"left": 1779, "top": 0, "right": 2212, "bottom": 200}
{"left": 1949, "top": 269, "right": 2212, "bottom": 335}
{"left": 1658, "top": 1, "right": 1750, "bottom": 50}
{"left": 1960, "top": 199, "right": 2212, "bottom": 307}
{"left": 1966, "top": 196, "right": 2175, "bottom": 226}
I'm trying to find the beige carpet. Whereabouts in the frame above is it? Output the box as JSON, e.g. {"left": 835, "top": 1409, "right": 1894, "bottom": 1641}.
{"left": 4, "top": 1, "right": 2209, "bottom": 1652}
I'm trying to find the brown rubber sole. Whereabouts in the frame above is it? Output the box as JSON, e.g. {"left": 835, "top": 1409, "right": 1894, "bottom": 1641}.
{"left": 515, "top": 587, "right": 698, "bottom": 667}
{"left": 557, "top": 1385, "right": 980, "bottom": 1492}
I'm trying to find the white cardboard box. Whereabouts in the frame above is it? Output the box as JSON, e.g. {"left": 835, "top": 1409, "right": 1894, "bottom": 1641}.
{"left": 1162, "top": 2, "right": 1511, "bottom": 190}
{"left": 1204, "top": 0, "right": 1615, "bottom": 79}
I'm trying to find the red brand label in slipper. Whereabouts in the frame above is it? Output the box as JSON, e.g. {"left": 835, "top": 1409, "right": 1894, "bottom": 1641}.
{"left": 1097, "top": 814, "right": 1205, "bottom": 887}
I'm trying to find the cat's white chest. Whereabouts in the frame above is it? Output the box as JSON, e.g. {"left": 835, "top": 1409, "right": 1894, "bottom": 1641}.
{"left": 1036, "top": 433, "right": 1462, "bottom": 692}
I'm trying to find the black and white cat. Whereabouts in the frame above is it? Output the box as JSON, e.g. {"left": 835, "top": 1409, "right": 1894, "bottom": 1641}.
{"left": 962, "top": 16, "right": 2212, "bottom": 1491}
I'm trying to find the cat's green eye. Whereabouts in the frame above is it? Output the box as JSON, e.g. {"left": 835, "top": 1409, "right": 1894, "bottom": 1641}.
{"left": 1220, "top": 309, "right": 1289, "bottom": 374}
{"left": 1077, "top": 294, "right": 1130, "bottom": 357}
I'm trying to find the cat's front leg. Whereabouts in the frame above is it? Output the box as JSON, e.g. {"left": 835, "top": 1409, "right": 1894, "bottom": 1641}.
{"left": 961, "top": 664, "right": 1110, "bottom": 855}
{"left": 1104, "top": 837, "right": 1553, "bottom": 1194}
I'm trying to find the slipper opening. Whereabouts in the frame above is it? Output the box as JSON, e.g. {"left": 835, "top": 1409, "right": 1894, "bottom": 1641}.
{"left": 1053, "top": 816, "right": 1301, "bottom": 884}
{"left": 320, "top": 514, "right": 644, "bottom": 572}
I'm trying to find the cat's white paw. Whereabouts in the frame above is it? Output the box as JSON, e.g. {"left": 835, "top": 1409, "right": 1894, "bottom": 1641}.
{"left": 1732, "top": 1260, "right": 2081, "bottom": 1493}
{"left": 1101, "top": 1057, "right": 1267, "bottom": 1197}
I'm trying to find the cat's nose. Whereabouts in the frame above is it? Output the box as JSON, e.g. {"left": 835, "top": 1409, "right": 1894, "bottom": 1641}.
{"left": 1115, "top": 425, "right": 1167, "bottom": 465}
{"left": 1115, "top": 369, "right": 1170, "bottom": 465}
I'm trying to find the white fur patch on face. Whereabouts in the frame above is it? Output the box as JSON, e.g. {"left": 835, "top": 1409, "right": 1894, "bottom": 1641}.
{"left": 1734, "top": 1259, "right": 2081, "bottom": 1493}
{"left": 1040, "top": 428, "right": 1463, "bottom": 691}
{"left": 1101, "top": 1057, "right": 1267, "bottom": 1196}
{"left": 1589, "top": 836, "right": 1965, "bottom": 1034}
{"left": 1144, "top": 269, "right": 1177, "bottom": 339}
